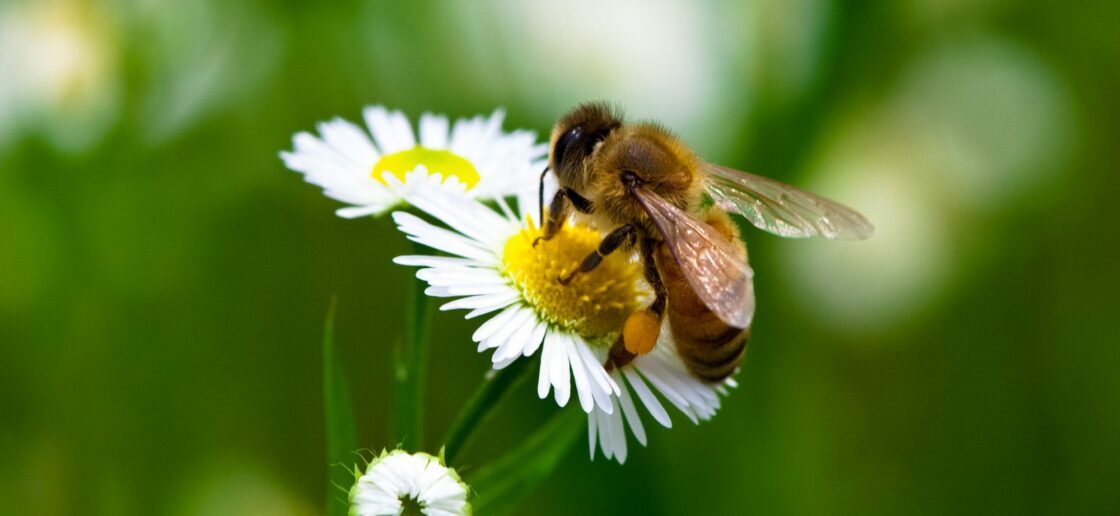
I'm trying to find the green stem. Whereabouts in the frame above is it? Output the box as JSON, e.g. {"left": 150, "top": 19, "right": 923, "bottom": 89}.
{"left": 470, "top": 408, "right": 584, "bottom": 515}
{"left": 393, "top": 249, "right": 432, "bottom": 450}
{"left": 442, "top": 357, "right": 534, "bottom": 465}
{"left": 322, "top": 297, "right": 356, "bottom": 516}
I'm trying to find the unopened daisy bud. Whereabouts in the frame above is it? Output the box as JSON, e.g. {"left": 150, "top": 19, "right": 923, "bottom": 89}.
{"left": 350, "top": 450, "right": 471, "bottom": 516}
{"left": 281, "top": 106, "right": 547, "bottom": 218}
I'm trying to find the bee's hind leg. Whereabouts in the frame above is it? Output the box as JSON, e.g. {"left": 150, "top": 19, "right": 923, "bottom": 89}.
{"left": 608, "top": 238, "right": 667, "bottom": 370}
{"left": 558, "top": 223, "right": 635, "bottom": 285}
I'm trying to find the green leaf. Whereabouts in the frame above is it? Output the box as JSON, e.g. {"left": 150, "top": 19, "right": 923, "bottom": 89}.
{"left": 323, "top": 297, "right": 357, "bottom": 516}
{"left": 393, "top": 263, "right": 433, "bottom": 450}
{"left": 469, "top": 408, "right": 584, "bottom": 514}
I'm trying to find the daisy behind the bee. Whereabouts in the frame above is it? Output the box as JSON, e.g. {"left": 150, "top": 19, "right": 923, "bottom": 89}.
{"left": 280, "top": 106, "right": 547, "bottom": 218}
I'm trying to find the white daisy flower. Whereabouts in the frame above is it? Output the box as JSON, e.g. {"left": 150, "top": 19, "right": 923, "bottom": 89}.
{"left": 389, "top": 175, "right": 736, "bottom": 463}
{"left": 350, "top": 450, "right": 471, "bottom": 516}
{"left": 280, "top": 106, "right": 547, "bottom": 218}
{"left": 389, "top": 171, "right": 629, "bottom": 415}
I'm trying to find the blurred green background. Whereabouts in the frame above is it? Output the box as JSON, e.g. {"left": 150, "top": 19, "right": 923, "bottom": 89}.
{"left": 2, "top": 0, "right": 1118, "bottom": 514}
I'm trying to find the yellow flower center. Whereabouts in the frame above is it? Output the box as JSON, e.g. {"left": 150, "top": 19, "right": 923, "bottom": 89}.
{"left": 372, "top": 147, "right": 480, "bottom": 188}
{"left": 502, "top": 221, "right": 646, "bottom": 344}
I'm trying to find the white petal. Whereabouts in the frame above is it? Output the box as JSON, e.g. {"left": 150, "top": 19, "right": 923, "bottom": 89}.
{"left": 281, "top": 126, "right": 394, "bottom": 214}
{"left": 565, "top": 336, "right": 596, "bottom": 413}
{"left": 575, "top": 344, "right": 614, "bottom": 415}
{"left": 608, "top": 405, "right": 628, "bottom": 464}
{"left": 464, "top": 300, "right": 517, "bottom": 319}
{"left": 392, "top": 212, "right": 496, "bottom": 262}
{"left": 488, "top": 308, "right": 536, "bottom": 359}
{"left": 522, "top": 320, "right": 547, "bottom": 357}
{"left": 492, "top": 353, "right": 520, "bottom": 370}
{"left": 336, "top": 204, "right": 386, "bottom": 219}
{"left": 623, "top": 367, "right": 672, "bottom": 429}
{"left": 318, "top": 117, "right": 379, "bottom": 165}
{"left": 536, "top": 329, "right": 554, "bottom": 399}
{"left": 436, "top": 284, "right": 514, "bottom": 298}
{"left": 363, "top": 105, "right": 415, "bottom": 153}
{"left": 448, "top": 115, "right": 482, "bottom": 156}
{"left": 419, "top": 112, "right": 450, "bottom": 149}
{"left": 575, "top": 338, "right": 619, "bottom": 396}
{"left": 286, "top": 132, "right": 366, "bottom": 180}
{"left": 471, "top": 304, "right": 521, "bottom": 343}
{"left": 439, "top": 292, "right": 519, "bottom": 312}
{"left": 596, "top": 409, "right": 613, "bottom": 460}
{"left": 588, "top": 408, "right": 599, "bottom": 460}
{"left": 393, "top": 255, "right": 486, "bottom": 268}
{"left": 388, "top": 110, "right": 417, "bottom": 149}
{"left": 637, "top": 360, "right": 700, "bottom": 424}
{"left": 493, "top": 311, "right": 538, "bottom": 363}
{"left": 616, "top": 375, "right": 647, "bottom": 446}
{"left": 417, "top": 268, "right": 505, "bottom": 288}
{"left": 660, "top": 363, "right": 720, "bottom": 419}
{"left": 546, "top": 332, "right": 571, "bottom": 407}
{"left": 400, "top": 178, "right": 517, "bottom": 246}
{"left": 484, "top": 108, "right": 506, "bottom": 137}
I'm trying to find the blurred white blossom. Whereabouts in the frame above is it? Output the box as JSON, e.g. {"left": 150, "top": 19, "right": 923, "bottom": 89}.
{"left": 0, "top": 1, "right": 120, "bottom": 151}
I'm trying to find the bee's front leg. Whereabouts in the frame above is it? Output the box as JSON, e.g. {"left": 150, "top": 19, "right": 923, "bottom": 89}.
{"left": 558, "top": 223, "right": 635, "bottom": 285}
{"left": 608, "top": 238, "right": 666, "bottom": 370}
{"left": 534, "top": 187, "right": 594, "bottom": 247}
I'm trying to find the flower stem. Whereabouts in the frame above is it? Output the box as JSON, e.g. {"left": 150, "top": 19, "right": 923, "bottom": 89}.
{"left": 322, "top": 297, "right": 356, "bottom": 516}
{"left": 470, "top": 408, "right": 584, "bottom": 514}
{"left": 442, "top": 357, "right": 533, "bottom": 465}
{"left": 393, "top": 249, "right": 432, "bottom": 450}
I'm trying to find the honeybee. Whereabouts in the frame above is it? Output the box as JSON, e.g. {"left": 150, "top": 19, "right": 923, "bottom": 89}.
{"left": 536, "top": 102, "right": 873, "bottom": 382}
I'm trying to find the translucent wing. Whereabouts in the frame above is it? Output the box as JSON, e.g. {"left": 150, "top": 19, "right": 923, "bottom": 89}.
{"left": 631, "top": 188, "right": 755, "bottom": 329}
{"left": 704, "top": 163, "right": 874, "bottom": 240}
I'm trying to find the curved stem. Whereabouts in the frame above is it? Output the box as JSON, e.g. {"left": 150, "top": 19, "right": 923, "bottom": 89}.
{"left": 470, "top": 408, "right": 584, "bottom": 514}
{"left": 393, "top": 246, "right": 432, "bottom": 450}
{"left": 442, "top": 358, "right": 534, "bottom": 465}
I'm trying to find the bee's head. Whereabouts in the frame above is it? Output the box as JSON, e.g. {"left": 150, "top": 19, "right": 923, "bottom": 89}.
{"left": 549, "top": 102, "right": 622, "bottom": 187}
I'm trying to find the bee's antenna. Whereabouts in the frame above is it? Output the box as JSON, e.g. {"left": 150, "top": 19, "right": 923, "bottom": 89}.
{"left": 537, "top": 166, "right": 550, "bottom": 226}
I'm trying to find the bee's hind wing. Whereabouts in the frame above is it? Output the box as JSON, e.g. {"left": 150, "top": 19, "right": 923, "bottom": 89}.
{"left": 704, "top": 163, "right": 874, "bottom": 240}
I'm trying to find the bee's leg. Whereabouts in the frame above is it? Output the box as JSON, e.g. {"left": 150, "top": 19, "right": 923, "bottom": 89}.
{"left": 537, "top": 166, "right": 550, "bottom": 226}
{"left": 640, "top": 238, "right": 667, "bottom": 317}
{"left": 558, "top": 223, "right": 634, "bottom": 285}
{"left": 566, "top": 188, "right": 594, "bottom": 213}
{"left": 534, "top": 190, "right": 571, "bottom": 246}
{"left": 533, "top": 187, "right": 594, "bottom": 247}
{"left": 608, "top": 238, "right": 666, "bottom": 370}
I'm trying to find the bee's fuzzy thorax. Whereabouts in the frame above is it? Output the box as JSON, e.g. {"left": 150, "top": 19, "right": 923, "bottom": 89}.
{"left": 579, "top": 123, "right": 705, "bottom": 234}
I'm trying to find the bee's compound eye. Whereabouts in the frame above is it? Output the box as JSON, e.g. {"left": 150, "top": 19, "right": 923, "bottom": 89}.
{"left": 553, "top": 125, "right": 584, "bottom": 167}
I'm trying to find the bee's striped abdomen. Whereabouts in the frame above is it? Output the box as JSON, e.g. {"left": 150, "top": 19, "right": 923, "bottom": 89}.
{"left": 655, "top": 210, "right": 750, "bottom": 382}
